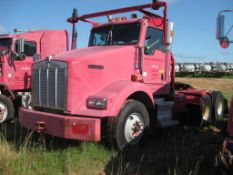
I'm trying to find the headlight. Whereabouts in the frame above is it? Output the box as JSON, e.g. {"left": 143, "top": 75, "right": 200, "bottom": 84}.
{"left": 86, "top": 96, "right": 107, "bottom": 110}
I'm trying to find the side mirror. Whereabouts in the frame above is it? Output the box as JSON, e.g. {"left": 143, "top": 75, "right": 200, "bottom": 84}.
{"left": 12, "top": 38, "right": 25, "bottom": 60}
{"left": 165, "top": 21, "right": 174, "bottom": 45}
{"left": 17, "top": 38, "right": 25, "bottom": 54}
{"left": 216, "top": 14, "right": 225, "bottom": 40}
{"left": 144, "top": 46, "right": 150, "bottom": 54}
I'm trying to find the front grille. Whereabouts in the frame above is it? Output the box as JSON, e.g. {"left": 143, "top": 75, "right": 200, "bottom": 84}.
{"left": 32, "top": 60, "right": 68, "bottom": 111}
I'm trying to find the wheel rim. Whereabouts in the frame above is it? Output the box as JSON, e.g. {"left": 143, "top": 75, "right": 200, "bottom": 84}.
{"left": 216, "top": 99, "right": 223, "bottom": 116}
{"left": 0, "top": 102, "right": 8, "bottom": 123}
{"left": 202, "top": 103, "right": 210, "bottom": 121}
{"left": 124, "top": 113, "right": 144, "bottom": 143}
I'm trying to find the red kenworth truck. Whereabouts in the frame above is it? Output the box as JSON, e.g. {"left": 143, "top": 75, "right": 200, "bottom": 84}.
{"left": 19, "top": 1, "right": 225, "bottom": 150}
{"left": 0, "top": 30, "right": 69, "bottom": 123}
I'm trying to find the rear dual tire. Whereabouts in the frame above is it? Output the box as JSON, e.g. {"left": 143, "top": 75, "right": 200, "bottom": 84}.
{"left": 212, "top": 91, "right": 224, "bottom": 121}
{"left": 200, "top": 94, "right": 212, "bottom": 123}
{"left": 200, "top": 92, "right": 224, "bottom": 124}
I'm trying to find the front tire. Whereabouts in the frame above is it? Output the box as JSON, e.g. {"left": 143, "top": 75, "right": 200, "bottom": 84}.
{"left": 0, "top": 95, "right": 14, "bottom": 123}
{"left": 114, "top": 100, "right": 149, "bottom": 150}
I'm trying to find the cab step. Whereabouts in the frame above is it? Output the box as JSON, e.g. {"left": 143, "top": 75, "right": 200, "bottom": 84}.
{"left": 155, "top": 98, "right": 179, "bottom": 128}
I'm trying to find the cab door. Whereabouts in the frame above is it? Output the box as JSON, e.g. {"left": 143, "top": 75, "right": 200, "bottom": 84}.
{"left": 11, "top": 40, "right": 36, "bottom": 89}
{"left": 143, "top": 27, "right": 171, "bottom": 95}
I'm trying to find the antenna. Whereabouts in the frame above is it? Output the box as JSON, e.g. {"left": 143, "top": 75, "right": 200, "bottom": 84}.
{"left": 14, "top": 29, "right": 32, "bottom": 33}
{"left": 71, "top": 8, "right": 78, "bottom": 50}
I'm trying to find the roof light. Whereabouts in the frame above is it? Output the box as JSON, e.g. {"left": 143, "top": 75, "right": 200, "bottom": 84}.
{"left": 121, "top": 16, "right": 127, "bottom": 20}
{"left": 107, "top": 15, "right": 113, "bottom": 22}
{"left": 108, "top": 17, "right": 127, "bottom": 22}
{"left": 115, "top": 17, "right": 120, "bottom": 22}
{"left": 131, "top": 14, "right": 138, "bottom": 19}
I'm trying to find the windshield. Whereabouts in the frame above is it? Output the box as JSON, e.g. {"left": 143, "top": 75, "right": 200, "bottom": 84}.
{"left": 0, "top": 38, "right": 12, "bottom": 49}
{"left": 89, "top": 23, "right": 141, "bottom": 46}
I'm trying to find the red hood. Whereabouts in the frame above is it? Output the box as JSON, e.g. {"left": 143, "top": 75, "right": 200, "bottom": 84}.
{"left": 59, "top": 45, "right": 137, "bottom": 114}
{"left": 53, "top": 45, "right": 136, "bottom": 63}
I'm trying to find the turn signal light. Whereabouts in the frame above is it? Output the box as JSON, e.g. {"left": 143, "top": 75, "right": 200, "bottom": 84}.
{"left": 86, "top": 97, "right": 107, "bottom": 110}
{"left": 109, "top": 16, "right": 127, "bottom": 22}
{"left": 131, "top": 74, "right": 140, "bottom": 82}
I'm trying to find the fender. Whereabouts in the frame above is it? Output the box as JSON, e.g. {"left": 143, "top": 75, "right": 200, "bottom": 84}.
{"left": 75, "top": 80, "right": 154, "bottom": 117}
{"left": 177, "top": 89, "right": 212, "bottom": 105}
{"left": 107, "top": 80, "right": 155, "bottom": 116}
{"left": 0, "top": 83, "right": 15, "bottom": 99}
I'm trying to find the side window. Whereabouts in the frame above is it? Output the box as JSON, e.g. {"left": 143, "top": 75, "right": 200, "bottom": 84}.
{"left": 144, "top": 27, "right": 163, "bottom": 55}
{"left": 15, "top": 40, "right": 37, "bottom": 56}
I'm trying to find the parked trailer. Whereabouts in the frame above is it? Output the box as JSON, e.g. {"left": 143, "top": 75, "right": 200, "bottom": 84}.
{"left": 200, "top": 63, "right": 212, "bottom": 73}
{"left": 215, "top": 9, "right": 233, "bottom": 175}
{"left": 175, "top": 63, "right": 181, "bottom": 73}
{"left": 229, "top": 63, "right": 233, "bottom": 74}
{"left": 175, "top": 62, "right": 233, "bottom": 75}
{"left": 19, "top": 1, "right": 225, "bottom": 150}
{"left": 182, "top": 63, "right": 195, "bottom": 73}
{"left": 0, "top": 30, "right": 69, "bottom": 123}
{"left": 194, "top": 63, "right": 202, "bottom": 73}
{"left": 215, "top": 63, "right": 227, "bottom": 73}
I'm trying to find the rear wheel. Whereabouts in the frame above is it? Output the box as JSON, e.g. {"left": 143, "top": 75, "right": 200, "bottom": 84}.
{"left": 112, "top": 100, "right": 150, "bottom": 150}
{"left": 200, "top": 94, "right": 212, "bottom": 123}
{"left": 0, "top": 95, "right": 14, "bottom": 123}
{"left": 212, "top": 91, "right": 224, "bottom": 121}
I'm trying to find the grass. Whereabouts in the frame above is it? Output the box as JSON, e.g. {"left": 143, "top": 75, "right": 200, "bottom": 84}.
{"left": 176, "top": 73, "right": 233, "bottom": 79}
{"left": 106, "top": 126, "right": 224, "bottom": 175}
{"left": 0, "top": 77, "right": 232, "bottom": 175}
{"left": 0, "top": 130, "right": 115, "bottom": 175}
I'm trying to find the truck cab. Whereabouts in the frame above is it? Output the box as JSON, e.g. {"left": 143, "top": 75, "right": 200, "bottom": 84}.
{"left": 0, "top": 30, "right": 69, "bottom": 123}
{"left": 20, "top": 2, "right": 223, "bottom": 150}
{"left": 86, "top": 16, "right": 172, "bottom": 95}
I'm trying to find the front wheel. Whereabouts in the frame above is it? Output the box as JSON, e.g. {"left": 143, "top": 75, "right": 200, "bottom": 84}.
{"left": 114, "top": 100, "right": 150, "bottom": 150}
{"left": 0, "top": 95, "right": 14, "bottom": 123}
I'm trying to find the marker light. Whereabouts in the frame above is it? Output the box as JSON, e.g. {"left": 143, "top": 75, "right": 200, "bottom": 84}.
{"left": 131, "top": 74, "right": 142, "bottom": 82}
{"left": 86, "top": 97, "right": 107, "bottom": 110}
{"left": 121, "top": 16, "right": 127, "bottom": 20}
{"left": 131, "top": 14, "right": 138, "bottom": 19}
{"left": 115, "top": 17, "right": 120, "bottom": 22}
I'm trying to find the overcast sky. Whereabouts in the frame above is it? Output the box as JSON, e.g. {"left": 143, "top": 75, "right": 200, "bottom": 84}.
{"left": 0, "top": 0, "right": 232, "bottom": 62}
